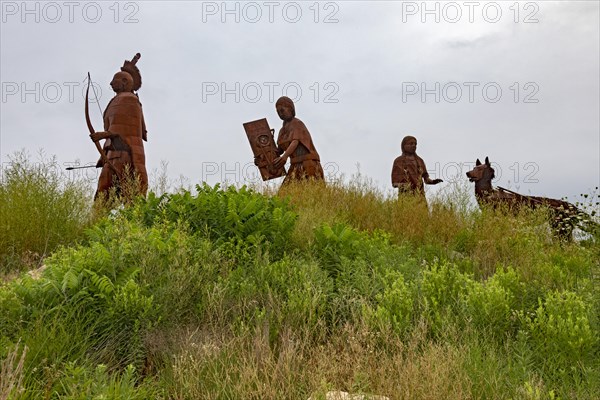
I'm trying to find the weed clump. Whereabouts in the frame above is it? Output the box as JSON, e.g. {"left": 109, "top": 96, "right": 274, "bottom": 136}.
{"left": 0, "top": 151, "right": 92, "bottom": 276}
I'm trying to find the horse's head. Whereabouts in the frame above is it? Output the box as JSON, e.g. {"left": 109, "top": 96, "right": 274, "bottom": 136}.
{"left": 466, "top": 156, "right": 495, "bottom": 185}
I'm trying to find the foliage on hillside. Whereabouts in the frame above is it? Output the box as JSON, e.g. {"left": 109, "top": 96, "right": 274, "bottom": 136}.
{"left": 0, "top": 151, "right": 92, "bottom": 278}
{"left": 1, "top": 164, "right": 599, "bottom": 399}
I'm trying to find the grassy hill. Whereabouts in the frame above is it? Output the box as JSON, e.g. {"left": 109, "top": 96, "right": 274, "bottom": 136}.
{"left": 1, "top": 155, "right": 599, "bottom": 399}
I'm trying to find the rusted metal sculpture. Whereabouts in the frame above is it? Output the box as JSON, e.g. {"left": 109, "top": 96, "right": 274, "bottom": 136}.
{"left": 88, "top": 53, "right": 148, "bottom": 200}
{"left": 466, "top": 157, "right": 597, "bottom": 240}
{"left": 244, "top": 118, "right": 286, "bottom": 180}
{"left": 273, "top": 96, "right": 324, "bottom": 185}
{"left": 391, "top": 136, "right": 442, "bottom": 201}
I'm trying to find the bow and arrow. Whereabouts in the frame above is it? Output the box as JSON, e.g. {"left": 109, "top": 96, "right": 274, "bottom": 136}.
{"left": 71, "top": 72, "right": 122, "bottom": 180}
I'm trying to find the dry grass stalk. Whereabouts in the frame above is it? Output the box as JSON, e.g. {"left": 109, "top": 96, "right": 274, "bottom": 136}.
{"left": 0, "top": 340, "right": 28, "bottom": 400}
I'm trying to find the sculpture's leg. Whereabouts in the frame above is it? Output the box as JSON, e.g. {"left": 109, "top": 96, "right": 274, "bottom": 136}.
{"left": 94, "top": 164, "right": 114, "bottom": 200}
{"left": 131, "top": 151, "right": 148, "bottom": 196}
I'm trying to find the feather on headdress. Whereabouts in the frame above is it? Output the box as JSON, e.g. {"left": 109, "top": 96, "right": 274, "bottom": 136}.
{"left": 121, "top": 53, "right": 142, "bottom": 92}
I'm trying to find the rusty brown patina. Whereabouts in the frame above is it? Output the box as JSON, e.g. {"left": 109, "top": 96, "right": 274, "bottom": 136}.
{"left": 244, "top": 118, "right": 286, "bottom": 181}
{"left": 466, "top": 156, "right": 595, "bottom": 240}
{"left": 391, "top": 136, "right": 443, "bottom": 203}
{"left": 89, "top": 53, "right": 148, "bottom": 200}
{"left": 273, "top": 96, "right": 325, "bottom": 186}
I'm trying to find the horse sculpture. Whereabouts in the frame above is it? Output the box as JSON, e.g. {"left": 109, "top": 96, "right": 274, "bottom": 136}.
{"left": 466, "top": 157, "right": 596, "bottom": 240}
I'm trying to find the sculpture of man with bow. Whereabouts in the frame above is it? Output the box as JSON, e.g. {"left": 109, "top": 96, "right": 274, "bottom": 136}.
{"left": 87, "top": 53, "right": 148, "bottom": 200}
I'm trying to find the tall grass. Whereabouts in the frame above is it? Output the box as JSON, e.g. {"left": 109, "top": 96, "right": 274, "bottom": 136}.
{"left": 275, "top": 179, "right": 597, "bottom": 281}
{"left": 0, "top": 340, "right": 27, "bottom": 400}
{"left": 1, "top": 173, "right": 598, "bottom": 399}
{"left": 0, "top": 151, "right": 93, "bottom": 277}
{"left": 275, "top": 177, "right": 466, "bottom": 251}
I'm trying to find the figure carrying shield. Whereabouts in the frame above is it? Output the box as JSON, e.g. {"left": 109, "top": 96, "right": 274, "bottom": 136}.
{"left": 243, "top": 118, "right": 286, "bottom": 181}
{"left": 272, "top": 96, "right": 324, "bottom": 185}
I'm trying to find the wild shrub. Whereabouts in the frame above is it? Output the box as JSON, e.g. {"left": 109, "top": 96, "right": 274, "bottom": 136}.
{"left": 543, "top": 246, "right": 597, "bottom": 290}
{"left": 313, "top": 224, "right": 418, "bottom": 326}
{"left": 313, "top": 224, "right": 409, "bottom": 279}
{"left": 128, "top": 183, "right": 297, "bottom": 259}
{"left": 463, "top": 275, "right": 514, "bottom": 338}
{"left": 364, "top": 270, "right": 415, "bottom": 335}
{"left": 0, "top": 151, "right": 92, "bottom": 275}
{"left": 329, "top": 258, "right": 380, "bottom": 326}
{"left": 86, "top": 219, "right": 221, "bottom": 326}
{"left": 487, "top": 266, "right": 531, "bottom": 311}
{"left": 419, "top": 260, "right": 472, "bottom": 333}
{"left": 97, "top": 279, "right": 157, "bottom": 370}
{"left": 0, "top": 285, "right": 25, "bottom": 343}
{"left": 50, "top": 363, "right": 160, "bottom": 399}
{"left": 3, "top": 223, "right": 160, "bottom": 372}
{"left": 521, "top": 290, "right": 598, "bottom": 366}
{"left": 313, "top": 222, "right": 362, "bottom": 278}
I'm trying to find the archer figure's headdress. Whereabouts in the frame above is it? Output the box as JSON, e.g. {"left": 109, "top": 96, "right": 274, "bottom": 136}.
{"left": 121, "top": 53, "right": 142, "bottom": 92}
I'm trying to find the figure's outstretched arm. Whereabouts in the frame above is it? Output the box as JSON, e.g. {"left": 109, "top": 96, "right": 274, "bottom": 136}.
{"left": 422, "top": 163, "right": 443, "bottom": 185}
{"left": 424, "top": 177, "right": 443, "bottom": 185}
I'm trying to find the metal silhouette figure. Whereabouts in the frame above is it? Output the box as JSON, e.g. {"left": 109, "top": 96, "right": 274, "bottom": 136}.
{"left": 391, "top": 136, "right": 442, "bottom": 202}
{"left": 87, "top": 53, "right": 148, "bottom": 200}
{"left": 466, "top": 156, "right": 597, "bottom": 240}
{"left": 273, "top": 96, "right": 324, "bottom": 185}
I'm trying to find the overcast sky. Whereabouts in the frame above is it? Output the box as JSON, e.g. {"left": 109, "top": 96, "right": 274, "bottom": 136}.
{"left": 1, "top": 1, "right": 599, "bottom": 203}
